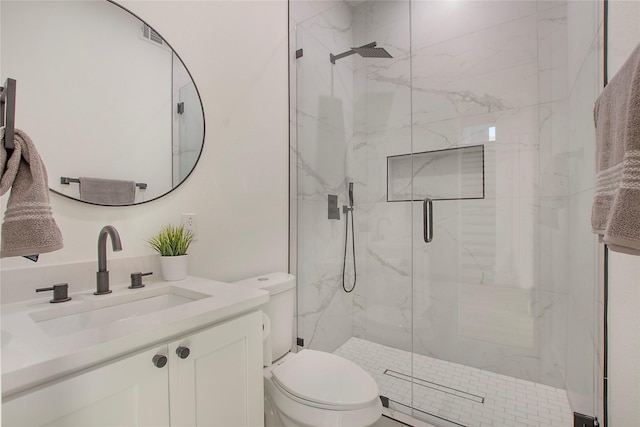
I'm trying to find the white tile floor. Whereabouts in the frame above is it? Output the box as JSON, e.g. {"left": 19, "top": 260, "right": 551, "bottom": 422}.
{"left": 334, "top": 338, "right": 573, "bottom": 427}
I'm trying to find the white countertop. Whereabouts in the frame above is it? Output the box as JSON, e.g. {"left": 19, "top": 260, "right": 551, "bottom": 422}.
{"left": 1, "top": 276, "right": 269, "bottom": 397}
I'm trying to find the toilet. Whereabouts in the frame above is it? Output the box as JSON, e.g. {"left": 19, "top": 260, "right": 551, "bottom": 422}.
{"left": 233, "top": 272, "right": 382, "bottom": 427}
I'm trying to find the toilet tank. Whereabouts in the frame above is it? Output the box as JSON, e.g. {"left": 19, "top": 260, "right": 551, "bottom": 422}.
{"left": 232, "top": 272, "right": 295, "bottom": 362}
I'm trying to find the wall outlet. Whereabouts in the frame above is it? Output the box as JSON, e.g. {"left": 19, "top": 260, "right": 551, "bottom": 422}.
{"left": 181, "top": 213, "right": 197, "bottom": 241}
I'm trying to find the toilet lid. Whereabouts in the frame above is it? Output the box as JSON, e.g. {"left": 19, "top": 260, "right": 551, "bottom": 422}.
{"left": 271, "top": 350, "right": 379, "bottom": 409}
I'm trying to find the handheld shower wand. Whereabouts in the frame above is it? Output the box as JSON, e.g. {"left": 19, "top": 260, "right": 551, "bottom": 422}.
{"left": 343, "top": 182, "right": 356, "bottom": 293}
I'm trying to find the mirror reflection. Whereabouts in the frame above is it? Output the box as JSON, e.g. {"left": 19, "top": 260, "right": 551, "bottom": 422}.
{"left": 0, "top": 0, "right": 205, "bottom": 205}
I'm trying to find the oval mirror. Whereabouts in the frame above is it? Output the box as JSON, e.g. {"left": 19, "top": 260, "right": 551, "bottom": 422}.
{"left": 0, "top": 0, "right": 205, "bottom": 206}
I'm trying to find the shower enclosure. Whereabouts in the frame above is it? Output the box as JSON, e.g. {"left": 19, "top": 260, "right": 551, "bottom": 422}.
{"left": 290, "top": 1, "right": 603, "bottom": 426}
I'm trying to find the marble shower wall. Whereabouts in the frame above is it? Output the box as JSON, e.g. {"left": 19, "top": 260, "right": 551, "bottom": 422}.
{"left": 292, "top": 0, "right": 598, "bottom": 393}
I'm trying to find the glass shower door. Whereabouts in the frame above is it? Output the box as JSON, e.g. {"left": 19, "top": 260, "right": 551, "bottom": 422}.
{"left": 291, "top": 0, "right": 416, "bottom": 418}
{"left": 409, "top": 2, "right": 579, "bottom": 426}
{"left": 292, "top": 1, "right": 598, "bottom": 425}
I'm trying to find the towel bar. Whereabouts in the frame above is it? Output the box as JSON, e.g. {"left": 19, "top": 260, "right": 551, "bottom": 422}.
{"left": 60, "top": 177, "right": 147, "bottom": 190}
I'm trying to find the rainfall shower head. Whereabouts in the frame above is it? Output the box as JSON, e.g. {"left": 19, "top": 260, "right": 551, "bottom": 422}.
{"left": 330, "top": 42, "right": 393, "bottom": 64}
{"left": 350, "top": 46, "right": 393, "bottom": 59}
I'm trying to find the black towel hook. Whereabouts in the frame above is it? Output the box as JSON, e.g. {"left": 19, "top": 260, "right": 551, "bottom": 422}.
{"left": 0, "top": 78, "right": 17, "bottom": 150}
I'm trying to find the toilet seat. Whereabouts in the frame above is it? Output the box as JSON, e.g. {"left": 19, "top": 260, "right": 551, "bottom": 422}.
{"left": 271, "top": 350, "right": 379, "bottom": 410}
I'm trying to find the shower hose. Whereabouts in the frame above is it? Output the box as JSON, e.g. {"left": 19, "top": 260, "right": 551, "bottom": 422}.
{"left": 342, "top": 205, "right": 357, "bottom": 293}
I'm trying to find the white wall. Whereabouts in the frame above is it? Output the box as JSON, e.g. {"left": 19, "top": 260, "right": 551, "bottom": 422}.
{"left": 606, "top": 2, "right": 640, "bottom": 425}
{"left": 1, "top": 1, "right": 289, "bottom": 294}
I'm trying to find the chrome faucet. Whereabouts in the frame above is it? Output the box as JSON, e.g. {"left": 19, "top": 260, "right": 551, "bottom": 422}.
{"left": 96, "top": 225, "right": 122, "bottom": 295}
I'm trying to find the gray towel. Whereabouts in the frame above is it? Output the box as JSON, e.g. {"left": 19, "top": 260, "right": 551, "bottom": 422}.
{"left": 79, "top": 177, "right": 135, "bottom": 205}
{"left": 592, "top": 42, "right": 640, "bottom": 255}
{"left": 0, "top": 127, "right": 63, "bottom": 257}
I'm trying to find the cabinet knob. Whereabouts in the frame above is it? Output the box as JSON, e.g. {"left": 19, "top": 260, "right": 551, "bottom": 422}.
{"left": 152, "top": 354, "right": 167, "bottom": 368}
{"left": 176, "top": 346, "right": 190, "bottom": 359}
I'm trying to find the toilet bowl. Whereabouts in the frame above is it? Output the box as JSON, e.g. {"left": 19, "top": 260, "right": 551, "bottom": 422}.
{"left": 233, "top": 273, "right": 382, "bottom": 427}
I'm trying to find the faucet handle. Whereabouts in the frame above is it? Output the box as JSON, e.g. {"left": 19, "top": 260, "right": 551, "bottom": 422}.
{"left": 129, "top": 272, "right": 153, "bottom": 289}
{"left": 36, "top": 283, "right": 72, "bottom": 303}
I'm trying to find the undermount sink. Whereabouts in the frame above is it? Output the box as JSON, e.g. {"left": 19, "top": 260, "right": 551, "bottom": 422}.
{"left": 29, "top": 287, "right": 210, "bottom": 337}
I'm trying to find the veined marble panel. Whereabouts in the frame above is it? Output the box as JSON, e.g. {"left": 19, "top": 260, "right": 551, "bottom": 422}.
{"left": 361, "top": 201, "right": 413, "bottom": 352}
{"left": 295, "top": 111, "right": 349, "bottom": 201}
{"left": 410, "top": 194, "right": 540, "bottom": 290}
{"left": 410, "top": 14, "right": 542, "bottom": 124}
{"left": 351, "top": 0, "right": 410, "bottom": 62}
{"left": 295, "top": 1, "right": 353, "bottom": 52}
{"left": 567, "top": 190, "right": 598, "bottom": 334}
{"left": 294, "top": 1, "right": 355, "bottom": 207}
{"left": 412, "top": 112, "right": 499, "bottom": 155}
{"left": 297, "top": 199, "right": 354, "bottom": 351}
{"left": 413, "top": 282, "right": 534, "bottom": 383}
{"left": 537, "top": 99, "right": 571, "bottom": 296}
{"left": 413, "top": 281, "right": 568, "bottom": 387}
{"left": 295, "top": 2, "right": 354, "bottom": 128}
{"left": 297, "top": 199, "right": 347, "bottom": 277}
{"left": 411, "top": 1, "right": 538, "bottom": 51}
{"left": 410, "top": 109, "right": 541, "bottom": 203}
{"left": 412, "top": 62, "right": 539, "bottom": 125}
{"left": 538, "top": 101, "right": 570, "bottom": 198}
{"left": 567, "top": 35, "right": 598, "bottom": 195}
{"left": 538, "top": 195, "right": 570, "bottom": 294}
{"left": 458, "top": 284, "right": 536, "bottom": 349}
{"left": 411, "top": 105, "right": 539, "bottom": 153}
{"left": 297, "top": 270, "right": 354, "bottom": 352}
{"left": 413, "top": 15, "right": 539, "bottom": 82}
{"left": 290, "top": 0, "right": 344, "bottom": 26}
{"left": 537, "top": 4, "right": 569, "bottom": 104}
{"left": 538, "top": 290, "right": 569, "bottom": 388}
{"left": 567, "top": 0, "right": 599, "bottom": 89}
{"left": 537, "top": 0, "right": 567, "bottom": 13}
{"left": 491, "top": 140, "right": 539, "bottom": 201}
{"left": 565, "top": 297, "right": 596, "bottom": 414}
{"left": 354, "top": 73, "right": 412, "bottom": 135}
{"left": 352, "top": 125, "right": 412, "bottom": 204}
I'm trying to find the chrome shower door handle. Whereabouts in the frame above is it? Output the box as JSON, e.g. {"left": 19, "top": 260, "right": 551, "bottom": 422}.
{"left": 423, "top": 198, "right": 433, "bottom": 243}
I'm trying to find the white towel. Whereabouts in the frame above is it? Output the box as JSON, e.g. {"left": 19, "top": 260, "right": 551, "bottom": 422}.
{"left": 79, "top": 177, "right": 136, "bottom": 205}
{"left": 0, "top": 127, "right": 63, "bottom": 257}
{"left": 592, "top": 42, "right": 640, "bottom": 255}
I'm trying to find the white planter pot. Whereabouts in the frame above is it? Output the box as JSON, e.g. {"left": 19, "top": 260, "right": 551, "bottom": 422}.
{"left": 160, "top": 255, "right": 189, "bottom": 281}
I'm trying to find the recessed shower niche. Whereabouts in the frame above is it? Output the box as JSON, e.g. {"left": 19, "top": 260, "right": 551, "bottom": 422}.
{"left": 387, "top": 145, "right": 485, "bottom": 202}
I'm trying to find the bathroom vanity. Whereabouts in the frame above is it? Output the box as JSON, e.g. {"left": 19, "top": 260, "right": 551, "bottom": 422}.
{"left": 1, "top": 277, "right": 269, "bottom": 426}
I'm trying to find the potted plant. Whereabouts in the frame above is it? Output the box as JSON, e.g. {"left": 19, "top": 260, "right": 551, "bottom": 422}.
{"left": 148, "top": 224, "right": 194, "bottom": 281}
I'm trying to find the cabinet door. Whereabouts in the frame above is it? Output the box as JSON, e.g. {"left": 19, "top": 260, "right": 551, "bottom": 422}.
{"left": 169, "top": 311, "right": 263, "bottom": 427}
{"left": 2, "top": 346, "right": 170, "bottom": 427}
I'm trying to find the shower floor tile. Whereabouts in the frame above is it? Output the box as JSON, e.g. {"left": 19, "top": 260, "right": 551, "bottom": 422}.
{"left": 334, "top": 338, "right": 572, "bottom": 427}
